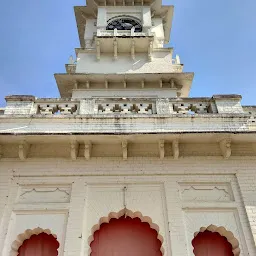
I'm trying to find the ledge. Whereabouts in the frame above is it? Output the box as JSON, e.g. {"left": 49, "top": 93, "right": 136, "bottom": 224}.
{"left": 5, "top": 95, "right": 35, "bottom": 102}
{"left": 212, "top": 94, "right": 242, "bottom": 100}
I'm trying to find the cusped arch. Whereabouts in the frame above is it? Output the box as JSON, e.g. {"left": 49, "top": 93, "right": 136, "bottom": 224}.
{"left": 193, "top": 224, "right": 240, "bottom": 256}
{"left": 106, "top": 15, "right": 142, "bottom": 32}
{"left": 88, "top": 208, "right": 164, "bottom": 255}
{"left": 10, "top": 227, "right": 59, "bottom": 256}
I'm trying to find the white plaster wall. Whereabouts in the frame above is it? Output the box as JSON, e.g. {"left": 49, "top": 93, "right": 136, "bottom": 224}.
{"left": 76, "top": 52, "right": 174, "bottom": 74}
{"left": 84, "top": 19, "right": 96, "bottom": 40}
{"left": 0, "top": 159, "right": 255, "bottom": 256}
{"left": 3, "top": 212, "right": 67, "bottom": 255}
{"left": 72, "top": 88, "right": 177, "bottom": 99}
{"left": 152, "top": 18, "right": 165, "bottom": 48}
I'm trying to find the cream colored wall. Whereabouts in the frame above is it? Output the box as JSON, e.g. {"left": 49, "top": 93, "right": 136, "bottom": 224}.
{"left": 72, "top": 88, "right": 177, "bottom": 99}
{"left": 75, "top": 51, "right": 174, "bottom": 74}
{"left": 84, "top": 19, "right": 96, "bottom": 41}
{"left": 0, "top": 158, "right": 256, "bottom": 256}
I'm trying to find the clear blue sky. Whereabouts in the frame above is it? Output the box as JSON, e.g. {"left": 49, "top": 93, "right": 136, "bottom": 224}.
{"left": 0, "top": 0, "right": 255, "bottom": 106}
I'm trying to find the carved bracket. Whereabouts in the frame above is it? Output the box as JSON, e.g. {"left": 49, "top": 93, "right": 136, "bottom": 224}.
{"left": 159, "top": 140, "right": 165, "bottom": 159}
{"left": 122, "top": 140, "right": 128, "bottom": 160}
{"left": 19, "top": 141, "right": 30, "bottom": 160}
{"left": 219, "top": 139, "right": 231, "bottom": 159}
{"left": 70, "top": 141, "right": 79, "bottom": 160}
{"left": 84, "top": 141, "right": 92, "bottom": 160}
{"left": 172, "top": 139, "right": 179, "bottom": 159}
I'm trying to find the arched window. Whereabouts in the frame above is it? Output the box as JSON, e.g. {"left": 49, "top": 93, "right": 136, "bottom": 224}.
{"left": 17, "top": 232, "right": 59, "bottom": 256}
{"left": 106, "top": 17, "right": 142, "bottom": 32}
{"left": 192, "top": 230, "right": 233, "bottom": 256}
{"left": 90, "top": 215, "right": 162, "bottom": 256}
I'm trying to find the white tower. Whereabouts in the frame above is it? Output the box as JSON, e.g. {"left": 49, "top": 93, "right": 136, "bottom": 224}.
{"left": 56, "top": 0, "right": 194, "bottom": 101}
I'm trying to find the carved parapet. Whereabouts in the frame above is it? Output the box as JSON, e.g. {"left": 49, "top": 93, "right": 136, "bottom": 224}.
{"left": 36, "top": 100, "right": 79, "bottom": 115}
{"left": 98, "top": 101, "right": 155, "bottom": 114}
{"left": 219, "top": 139, "right": 232, "bottom": 159}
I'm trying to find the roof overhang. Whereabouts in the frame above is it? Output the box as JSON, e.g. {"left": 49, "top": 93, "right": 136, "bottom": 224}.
{"left": 54, "top": 72, "right": 194, "bottom": 98}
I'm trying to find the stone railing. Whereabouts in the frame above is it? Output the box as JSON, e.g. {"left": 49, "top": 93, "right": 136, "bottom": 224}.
{"left": 35, "top": 100, "right": 79, "bottom": 115}
{"left": 171, "top": 98, "right": 216, "bottom": 114}
{"left": 3, "top": 95, "right": 250, "bottom": 117}
{"left": 97, "top": 28, "right": 152, "bottom": 37}
{"left": 97, "top": 100, "right": 156, "bottom": 114}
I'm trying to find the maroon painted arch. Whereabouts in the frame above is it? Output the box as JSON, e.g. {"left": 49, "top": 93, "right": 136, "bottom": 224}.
{"left": 18, "top": 232, "right": 59, "bottom": 256}
{"left": 192, "top": 230, "right": 234, "bottom": 256}
{"left": 90, "top": 216, "right": 162, "bottom": 256}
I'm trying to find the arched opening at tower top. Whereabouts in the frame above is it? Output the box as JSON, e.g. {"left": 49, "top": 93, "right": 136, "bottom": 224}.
{"left": 90, "top": 215, "right": 162, "bottom": 256}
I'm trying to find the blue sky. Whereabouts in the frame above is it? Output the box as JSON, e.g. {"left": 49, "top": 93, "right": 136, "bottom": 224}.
{"left": 0, "top": 0, "right": 255, "bottom": 106}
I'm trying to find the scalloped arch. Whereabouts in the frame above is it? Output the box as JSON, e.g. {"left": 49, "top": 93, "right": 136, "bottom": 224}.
{"left": 10, "top": 227, "right": 59, "bottom": 256}
{"left": 88, "top": 208, "right": 164, "bottom": 255}
{"left": 193, "top": 224, "right": 240, "bottom": 256}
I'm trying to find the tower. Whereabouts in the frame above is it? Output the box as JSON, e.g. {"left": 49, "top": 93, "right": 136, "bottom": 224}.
{"left": 0, "top": 1, "right": 256, "bottom": 256}
{"left": 56, "top": 0, "right": 193, "bottom": 102}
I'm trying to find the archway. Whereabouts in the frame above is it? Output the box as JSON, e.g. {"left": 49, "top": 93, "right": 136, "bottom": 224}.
{"left": 90, "top": 213, "right": 162, "bottom": 256}
{"left": 17, "top": 232, "right": 59, "bottom": 256}
{"left": 192, "top": 225, "right": 240, "bottom": 256}
{"left": 192, "top": 230, "right": 233, "bottom": 256}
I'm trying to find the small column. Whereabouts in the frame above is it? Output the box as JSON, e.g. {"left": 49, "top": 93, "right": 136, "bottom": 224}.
{"left": 96, "top": 40, "right": 101, "bottom": 61}
{"left": 113, "top": 39, "right": 118, "bottom": 60}
{"left": 148, "top": 39, "right": 153, "bottom": 61}
{"left": 131, "top": 40, "right": 135, "bottom": 60}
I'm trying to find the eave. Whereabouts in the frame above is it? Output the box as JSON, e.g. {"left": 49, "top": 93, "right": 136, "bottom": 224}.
{"left": 54, "top": 72, "right": 194, "bottom": 98}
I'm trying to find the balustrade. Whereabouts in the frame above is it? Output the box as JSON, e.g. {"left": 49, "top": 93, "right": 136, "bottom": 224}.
{"left": 98, "top": 102, "right": 155, "bottom": 114}
{"left": 173, "top": 102, "right": 211, "bottom": 114}
{"left": 36, "top": 102, "right": 78, "bottom": 115}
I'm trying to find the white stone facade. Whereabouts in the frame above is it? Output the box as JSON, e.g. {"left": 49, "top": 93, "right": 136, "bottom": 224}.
{"left": 0, "top": 0, "right": 256, "bottom": 255}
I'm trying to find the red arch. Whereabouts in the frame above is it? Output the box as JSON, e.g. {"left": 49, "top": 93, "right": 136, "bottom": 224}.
{"left": 17, "top": 232, "right": 59, "bottom": 256}
{"left": 90, "top": 215, "right": 162, "bottom": 256}
{"left": 192, "top": 230, "right": 233, "bottom": 256}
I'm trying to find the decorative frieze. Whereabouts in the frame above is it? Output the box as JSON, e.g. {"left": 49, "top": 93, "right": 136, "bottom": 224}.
{"left": 180, "top": 183, "right": 233, "bottom": 202}
{"left": 17, "top": 186, "right": 71, "bottom": 203}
